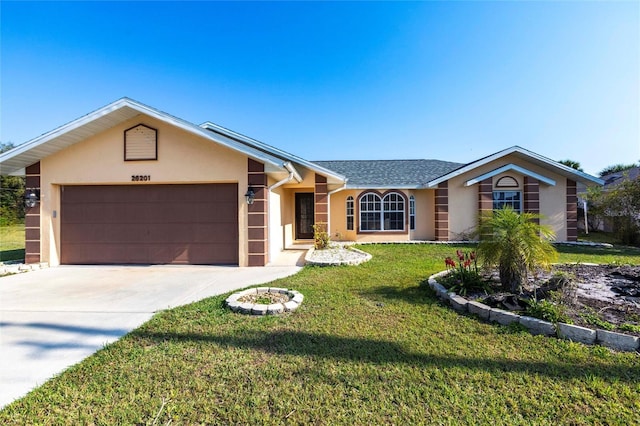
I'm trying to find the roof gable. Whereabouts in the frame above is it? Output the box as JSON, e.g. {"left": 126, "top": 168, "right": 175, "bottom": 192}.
{"left": 0, "top": 98, "right": 345, "bottom": 184}
{"left": 426, "top": 146, "right": 603, "bottom": 187}
{"left": 464, "top": 163, "right": 556, "bottom": 187}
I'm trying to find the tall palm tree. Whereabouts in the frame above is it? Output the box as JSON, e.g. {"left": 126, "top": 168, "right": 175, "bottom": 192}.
{"left": 476, "top": 207, "right": 557, "bottom": 293}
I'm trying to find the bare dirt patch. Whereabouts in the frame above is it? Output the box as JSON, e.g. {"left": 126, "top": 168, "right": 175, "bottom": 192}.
{"left": 474, "top": 264, "right": 640, "bottom": 337}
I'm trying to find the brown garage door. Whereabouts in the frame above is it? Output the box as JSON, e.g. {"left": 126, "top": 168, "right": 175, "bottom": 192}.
{"left": 61, "top": 184, "right": 238, "bottom": 265}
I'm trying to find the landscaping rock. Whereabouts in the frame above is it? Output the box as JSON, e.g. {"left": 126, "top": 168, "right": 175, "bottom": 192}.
{"left": 292, "top": 294, "right": 304, "bottom": 304}
{"left": 467, "top": 301, "right": 491, "bottom": 320}
{"left": 251, "top": 304, "right": 268, "bottom": 315}
{"left": 238, "top": 302, "right": 254, "bottom": 314}
{"left": 256, "top": 287, "right": 270, "bottom": 293}
{"left": 596, "top": 330, "right": 640, "bottom": 352}
{"left": 431, "top": 282, "right": 446, "bottom": 294}
{"left": 449, "top": 295, "right": 468, "bottom": 312}
{"left": 519, "top": 316, "right": 556, "bottom": 336}
{"left": 557, "top": 323, "right": 597, "bottom": 345}
{"left": 266, "top": 304, "right": 285, "bottom": 315}
{"left": 437, "top": 287, "right": 450, "bottom": 301}
{"left": 489, "top": 308, "right": 520, "bottom": 326}
{"left": 283, "top": 300, "right": 299, "bottom": 312}
{"left": 226, "top": 300, "right": 242, "bottom": 312}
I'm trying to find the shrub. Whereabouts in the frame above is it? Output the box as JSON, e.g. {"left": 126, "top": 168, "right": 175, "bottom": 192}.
{"left": 442, "top": 250, "right": 488, "bottom": 296}
{"left": 312, "top": 222, "right": 330, "bottom": 250}
{"left": 476, "top": 207, "right": 558, "bottom": 293}
{"left": 525, "top": 298, "right": 570, "bottom": 323}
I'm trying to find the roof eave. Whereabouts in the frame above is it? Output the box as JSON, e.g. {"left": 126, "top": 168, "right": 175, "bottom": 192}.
{"left": 200, "top": 121, "right": 346, "bottom": 184}
{"left": 0, "top": 98, "right": 294, "bottom": 176}
{"left": 426, "top": 145, "right": 604, "bottom": 187}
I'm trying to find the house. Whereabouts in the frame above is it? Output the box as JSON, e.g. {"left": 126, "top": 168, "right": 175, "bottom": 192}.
{"left": 583, "top": 166, "right": 640, "bottom": 233}
{"left": 0, "top": 98, "right": 604, "bottom": 267}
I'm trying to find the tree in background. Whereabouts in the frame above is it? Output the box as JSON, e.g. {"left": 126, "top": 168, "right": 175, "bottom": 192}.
{"left": 599, "top": 162, "right": 638, "bottom": 177}
{"left": 0, "top": 142, "right": 26, "bottom": 225}
{"left": 558, "top": 159, "right": 583, "bottom": 172}
{"left": 475, "top": 207, "right": 557, "bottom": 294}
{"left": 586, "top": 176, "right": 640, "bottom": 245}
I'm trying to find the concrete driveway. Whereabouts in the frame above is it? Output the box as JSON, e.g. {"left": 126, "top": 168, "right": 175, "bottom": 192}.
{"left": 0, "top": 252, "right": 304, "bottom": 409}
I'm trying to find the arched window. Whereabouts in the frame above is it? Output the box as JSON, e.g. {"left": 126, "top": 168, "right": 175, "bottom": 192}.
{"left": 493, "top": 176, "right": 521, "bottom": 212}
{"left": 409, "top": 195, "right": 416, "bottom": 230}
{"left": 346, "top": 196, "right": 354, "bottom": 230}
{"left": 360, "top": 193, "right": 382, "bottom": 231}
{"left": 359, "top": 191, "right": 406, "bottom": 231}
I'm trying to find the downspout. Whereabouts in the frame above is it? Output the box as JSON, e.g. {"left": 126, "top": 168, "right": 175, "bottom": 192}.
{"left": 326, "top": 182, "right": 348, "bottom": 239}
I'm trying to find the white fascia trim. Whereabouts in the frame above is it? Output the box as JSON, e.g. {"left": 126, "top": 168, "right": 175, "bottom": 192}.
{"left": 426, "top": 145, "right": 603, "bottom": 187}
{"left": 0, "top": 98, "right": 289, "bottom": 173}
{"left": 465, "top": 163, "right": 556, "bottom": 187}
{"left": 0, "top": 99, "right": 129, "bottom": 163}
{"left": 119, "top": 99, "right": 288, "bottom": 170}
{"left": 346, "top": 185, "right": 426, "bottom": 190}
{"left": 200, "top": 121, "right": 347, "bottom": 183}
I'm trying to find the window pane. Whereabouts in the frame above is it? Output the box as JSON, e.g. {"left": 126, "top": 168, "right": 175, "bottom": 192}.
{"left": 493, "top": 191, "right": 521, "bottom": 212}
{"left": 346, "top": 197, "right": 354, "bottom": 231}
{"left": 360, "top": 193, "right": 382, "bottom": 230}
{"left": 409, "top": 195, "right": 415, "bottom": 230}
{"left": 381, "top": 192, "right": 405, "bottom": 231}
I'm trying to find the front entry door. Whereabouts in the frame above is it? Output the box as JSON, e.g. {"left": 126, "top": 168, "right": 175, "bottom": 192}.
{"left": 295, "top": 193, "right": 315, "bottom": 240}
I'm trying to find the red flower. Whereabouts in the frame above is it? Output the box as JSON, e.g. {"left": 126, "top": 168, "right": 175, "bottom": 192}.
{"left": 445, "top": 257, "right": 456, "bottom": 268}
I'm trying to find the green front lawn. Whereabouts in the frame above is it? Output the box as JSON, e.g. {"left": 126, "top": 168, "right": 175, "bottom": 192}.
{"left": 0, "top": 223, "right": 25, "bottom": 262}
{"left": 2, "top": 244, "right": 639, "bottom": 424}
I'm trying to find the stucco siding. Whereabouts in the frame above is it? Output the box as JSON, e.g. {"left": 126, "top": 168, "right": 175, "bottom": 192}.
{"left": 446, "top": 153, "right": 573, "bottom": 241}
{"left": 412, "top": 189, "right": 435, "bottom": 240}
{"left": 40, "top": 115, "right": 251, "bottom": 265}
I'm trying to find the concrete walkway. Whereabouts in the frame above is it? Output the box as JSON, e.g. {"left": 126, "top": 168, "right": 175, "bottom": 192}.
{"left": 0, "top": 250, "right": 305, "bottom": 409}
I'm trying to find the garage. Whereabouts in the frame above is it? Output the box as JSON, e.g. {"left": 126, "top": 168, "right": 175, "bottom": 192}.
{"left": 60, "top": 184, "right": 238, "bottom": 265}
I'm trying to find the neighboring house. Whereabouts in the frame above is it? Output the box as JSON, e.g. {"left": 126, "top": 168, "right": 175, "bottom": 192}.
{"left": 0, "top": 98, "right": 603, "bottom": 267}
{"left": 589, "top": 166, "right": 640, "bottom": 232}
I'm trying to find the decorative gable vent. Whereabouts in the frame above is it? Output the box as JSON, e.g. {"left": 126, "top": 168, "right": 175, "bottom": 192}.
{"left": 125, "top": 124, "right": 157, "bottom": 161}
{"left": 495, "top": 176, "right": 518, "bottom": 188}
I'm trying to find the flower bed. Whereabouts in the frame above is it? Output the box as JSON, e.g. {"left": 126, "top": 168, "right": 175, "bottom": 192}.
{"left": 225, "top": 287, "right": 303, "bottom": 315}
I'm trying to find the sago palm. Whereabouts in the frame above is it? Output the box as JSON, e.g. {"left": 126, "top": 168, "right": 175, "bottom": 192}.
{"left": 476, "top": 207, "right": 557, "bottom": 293}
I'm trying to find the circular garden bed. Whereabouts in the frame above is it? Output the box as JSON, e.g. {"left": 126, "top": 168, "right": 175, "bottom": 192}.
{"left": 225, "top": 287, "right": 303, "bottom": 315}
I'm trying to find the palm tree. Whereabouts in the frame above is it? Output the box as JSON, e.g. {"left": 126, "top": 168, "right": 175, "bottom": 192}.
{"left": 476, "top": 207, "right": 558, "bottom": 293}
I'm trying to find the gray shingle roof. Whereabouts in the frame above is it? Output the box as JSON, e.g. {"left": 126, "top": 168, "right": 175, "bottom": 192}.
{"left": 312, "top": 159, "right": 465, "bottom": 188}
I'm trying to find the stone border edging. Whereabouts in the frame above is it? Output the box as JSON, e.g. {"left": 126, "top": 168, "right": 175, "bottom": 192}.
{"left": 305, "top": 246, "right": 372, "bottom": 266}
{"left": 352, "top": 240, "right": 613, "bottom": 248}
{"left": 428, "top": 270, "right": 640, "bottom": 353}
{"left": 0, "top": 262, "right": 49, "bottom": 276}
{"left": 225, "top": 287, "right": 303, "bottom": 315}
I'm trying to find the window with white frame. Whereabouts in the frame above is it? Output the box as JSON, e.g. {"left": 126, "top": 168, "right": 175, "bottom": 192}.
{"left": 359, "top": 191, "right": 405, "bottom": 231}
{"left": 493, "top": 191, "right": 521, "bottom": 212}
{"left": 346, "top": 196, "right": 354, "bottom": 230}
{"left": 409, "top": 195, "right": 416, "bottom": 230}
{"left": 360, "top": 193, "right": 382, "bottom": 231}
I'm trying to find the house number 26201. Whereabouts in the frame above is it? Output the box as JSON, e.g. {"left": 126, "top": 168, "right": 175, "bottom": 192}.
{"left": 131, "top": 175, "right": 151, "bottom": 182}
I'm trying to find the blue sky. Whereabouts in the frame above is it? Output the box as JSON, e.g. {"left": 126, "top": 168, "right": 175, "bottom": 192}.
{"left": 1, "top": 1, "right": 638, "bottom": 176}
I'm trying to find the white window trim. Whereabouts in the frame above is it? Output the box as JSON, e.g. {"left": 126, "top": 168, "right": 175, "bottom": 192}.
{"left": 358, "top": 191, "right": 406, "bottom": 232}
{"left": 493, "top": 190, "right": 522, "bottom": 212}
{"left": 409, "top": 195, "right": 416, "bottom": 230}
{"left": 346, "top": 196, "right": 354, "bottom": 231}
